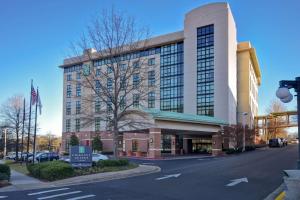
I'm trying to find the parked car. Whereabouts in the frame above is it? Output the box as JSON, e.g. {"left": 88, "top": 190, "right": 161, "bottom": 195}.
{"left": 269, "top": 138, "right": 283, "bottom": 147}
{"left": 92, "top": 153, "right": 109, "bottom": 162}
{"left": 290, "top": 139, "right": 299, "bottom": 144}
{"left": 6, "top": 152, "right": 21, "bottom": 160}
{"left": 28, "top": 152, "right": 59, "bottom": 163}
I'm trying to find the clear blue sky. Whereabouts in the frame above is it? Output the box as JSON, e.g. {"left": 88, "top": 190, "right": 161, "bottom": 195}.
{"left": 0, "top": 0, "right": 299, "bottom": 136}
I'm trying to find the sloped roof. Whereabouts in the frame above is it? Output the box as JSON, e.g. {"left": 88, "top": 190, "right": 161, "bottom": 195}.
{"left": 142, "top": 108, "right": 228, "bottom": 126}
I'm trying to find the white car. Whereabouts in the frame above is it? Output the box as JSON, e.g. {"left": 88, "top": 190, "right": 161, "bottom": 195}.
{"left": 92, "top": 153, "right": 108, "bottom": 162}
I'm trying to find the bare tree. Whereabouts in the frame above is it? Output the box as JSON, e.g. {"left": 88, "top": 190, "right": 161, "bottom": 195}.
{"left": 69, "top": 8, "right": 158, "bottom": 158}
{"left": 0, "top": 95, "right": 24, "bottom": 161}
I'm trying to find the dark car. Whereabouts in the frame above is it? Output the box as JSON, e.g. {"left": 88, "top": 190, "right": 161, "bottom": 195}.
{"left": 36, "top": 152, "right": 59, "bottom": 162}
{"left": 269, "top": 138, "right": 283, "bottom": 148}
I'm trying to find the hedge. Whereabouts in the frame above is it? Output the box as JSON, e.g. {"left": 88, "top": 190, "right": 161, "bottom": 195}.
{"left": 97, "top": 159, "right": 129, "bottom": 168}
{"left": 0, "top": 173, "right": 9, "bottom": 181}
{"left": 27, "top": 161, "right": 74, "bottom": 181}
{"left": 0, "top": 164, "right": 10, "bottom": 180}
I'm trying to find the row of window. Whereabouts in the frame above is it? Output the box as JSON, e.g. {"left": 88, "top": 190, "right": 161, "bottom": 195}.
{"left": 160, "top": 42, "right": 184, "bottom": 113}
{"left": 197, "top": 24, "right": 214, "bottom": 116}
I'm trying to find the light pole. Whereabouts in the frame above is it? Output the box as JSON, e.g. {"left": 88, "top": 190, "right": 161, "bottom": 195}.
{"left": 242, "top": 112, "right": 248, "bottom": 152}
{"left": 4, "top": 128, "right": 7, "bottom": 160}
{"left": 276, "top": 76, "right": 300, "bottom": 169}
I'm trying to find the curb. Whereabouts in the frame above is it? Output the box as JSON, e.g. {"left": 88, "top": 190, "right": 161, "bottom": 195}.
{"left": 0, "top": 165, "right": 160, "bottom": 192}
{"left": 264, "top": 183, "right": 285, "bottom": 200}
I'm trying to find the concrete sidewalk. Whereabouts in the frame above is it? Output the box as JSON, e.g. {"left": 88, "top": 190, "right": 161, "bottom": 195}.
{"left": 123, "top": 155, "right": 215, "bottom": 161}
{"left": 0, "top": 164, "right": 160, "bottom": 192}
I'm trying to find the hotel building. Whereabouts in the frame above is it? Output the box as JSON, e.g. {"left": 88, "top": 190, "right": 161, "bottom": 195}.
{"left": 59, "top": 3, "right": 261, "bottom": 157}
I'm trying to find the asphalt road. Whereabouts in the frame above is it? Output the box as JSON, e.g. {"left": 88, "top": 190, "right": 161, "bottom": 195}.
{"left": 0, "top": 145, "right": 298, "bottom": 200}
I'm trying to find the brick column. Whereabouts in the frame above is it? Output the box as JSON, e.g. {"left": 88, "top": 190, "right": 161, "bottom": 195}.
{"left": 212, "top": 134, "right": 223, "bottom": 156}
{"left": 171, "top": 135, "right": 176, "bottom": 155}
{"left": 183, "top": 137, "right": 188, "bottom": 154}
{"left": 148, "top": 128, "right": 161, "bottom": 158}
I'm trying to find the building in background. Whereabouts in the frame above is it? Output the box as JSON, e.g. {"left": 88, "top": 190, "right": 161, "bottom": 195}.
{"left": 59, "top": 3, "right": 261, "bottom": 157}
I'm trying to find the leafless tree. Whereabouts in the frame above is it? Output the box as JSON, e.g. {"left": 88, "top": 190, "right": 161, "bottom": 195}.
{"left": 69, "top": 8, "right": 158, "bottom": 158}
{"left": 0, "top": 95, "right": 24, "bottom": 161}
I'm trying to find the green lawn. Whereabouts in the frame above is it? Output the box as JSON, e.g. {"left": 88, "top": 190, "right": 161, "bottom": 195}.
{"left": 5, "top": 160, "right": 29, "bottom": 175}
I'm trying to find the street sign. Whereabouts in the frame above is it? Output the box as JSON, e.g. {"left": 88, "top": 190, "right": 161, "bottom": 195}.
{"left": 70, "top": 146, "right": 92, "bottom": 167}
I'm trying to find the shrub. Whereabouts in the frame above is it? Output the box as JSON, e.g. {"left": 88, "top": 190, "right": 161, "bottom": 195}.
{"left": 0, "top": 164, "right": 10, "bottom": 180}
{"left": 97, "top": 159, "right": 129, "bottom": 168}
{"left": 0, "top": 173, "right": 9, "bottom": 181}
{"left": 27, "top": 161, "right": 74, "bottom": 181}
{"left": 245, "top": 145, "right": 256, "bottom": 151}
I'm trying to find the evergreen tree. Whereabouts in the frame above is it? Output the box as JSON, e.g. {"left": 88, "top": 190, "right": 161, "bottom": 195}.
{"left": 69, "top": 134, "right": 79, "bottom": 146}
{"left": 92, "top": 135, "right": 103, "bottom": 152}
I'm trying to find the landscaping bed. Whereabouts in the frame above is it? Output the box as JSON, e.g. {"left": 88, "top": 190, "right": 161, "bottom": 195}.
{"left": 27, "top": 159, "right": 137, "bottom": 181}
{"left": 5, "top": 160, "right": 29, "bottom": 175}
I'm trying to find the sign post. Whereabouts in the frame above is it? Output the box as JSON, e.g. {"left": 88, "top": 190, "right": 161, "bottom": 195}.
{"left": 70, "top": 146, "right": 92, "bottom": 167}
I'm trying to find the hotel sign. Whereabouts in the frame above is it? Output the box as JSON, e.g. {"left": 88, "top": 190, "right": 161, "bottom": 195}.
{"left": 70, "top": 146, "right": 92, "bottom": 167}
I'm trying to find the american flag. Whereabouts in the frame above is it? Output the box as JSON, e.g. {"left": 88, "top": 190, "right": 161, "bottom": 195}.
{"left": 31, "top": 85, "right": 37, "bottom": 105}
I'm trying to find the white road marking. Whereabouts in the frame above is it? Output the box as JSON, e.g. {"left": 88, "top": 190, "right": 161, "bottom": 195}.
{"left": 226, "top": 177, "right": 248, "bottom": 187}
{"left": 65, "top": 194, "right": 96, "bottom": 200}
{"left": 0, "top": 196, "right": 8, "bottom": 199}
{"left": 37, "top": 191, "right": 82, "bottom": 200}
{"left": 156, "top": 173, "right": 181, "bottom": 180}
{"left": 28, "top": 188, "right": 70, "bottom": 196}
{"left": 141, "top": 163, "right": 154, "bottom": 165}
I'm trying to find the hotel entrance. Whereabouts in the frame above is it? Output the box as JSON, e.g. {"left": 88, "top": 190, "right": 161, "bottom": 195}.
{"left": 186, "top": 136, "right": 212, "bottom": 154}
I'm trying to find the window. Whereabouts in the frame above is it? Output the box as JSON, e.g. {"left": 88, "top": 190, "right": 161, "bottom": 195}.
{"left": 160, "top": 42, "right": 184, "bottom": 113}
{"left": 133, "top": 73, "right": 140, "bottom": 89}
{"left": 76, "top": 72, "right": 81, "bottom": 80}
{"left": 107, "top": 66, "right": 113, "bottom": 74}
{"left": 133, "top": 61, "right": 139, "bottom": 69}
{"left": 197, "top": 24, "right": 214, "bottom": 116}
{"left": 132, "top": 140, "right": 138, "bottom": 152}
{"left": 107, "top": 78, "right": 113, "bottom": 92}
{"left": 133, "top": 94, "right": 139, "bottom": 108}
{"left": 96, "top": 69, "right": 101, "bottom": 76}
{"left": 76, "top": 101, "right": 81, "bottom": 114}
{"left": 120, "top": 75, "right": 126, "bottom": 90}
{"left": 66, "top": 102, "right": 71, "bottom": 115}
{"left": 120, "top": 96, "right": 126, "bottom": 110}
{"left": 95, "top": 99, "right": 101, "bottom": 113}
{"left": 66, "top": 119, "right": 71, "bottom": 132}
{"left": 95, "top": 80, "right": 101, "bottom": 94}
{"left": 67, "top": 74, "right": 72, "bottom": 81}
{"left": 67, "top": 85, "right": 72, "bottom": 98}
{"left": 75, "top": 118, "right": 80, "bottom": 132}
{"left": 120, "top": 63, "right": 127, "bottom": 71}
{"left": 95, "top": 117, "right": 101, "bottom": 131}
{"left": 148, "top": 91, "right": 155, "bottom": 108}
{"left": 107, "top": 99, "right": 113, "bottom": 113}
{"left": 148, "top": 58, "right": 155, "bottom": 66}
{"left": 148, "top": 70, "right": 155, "bottom": 86}
{"left": 76, "top": 83, "right": 81, "bottom": 97}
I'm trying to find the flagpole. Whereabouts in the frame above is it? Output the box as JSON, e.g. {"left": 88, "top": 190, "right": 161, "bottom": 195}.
{"left": 26, "top": 80, "right": 33, "bottom": 164}
{"left": 21, "top": 98, "right": 26, "bottom": 163}
{"left": 32, "top": 88, "right": 39, "bottom": 164}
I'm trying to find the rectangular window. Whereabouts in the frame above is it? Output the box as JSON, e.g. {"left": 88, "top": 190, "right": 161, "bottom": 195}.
{"left": 76, "top": 101, "right": 81, "bottom": 114}
{"left": 107, "top": 78, "right": 113, "bottom": 92}
{"left": 95, "top": 117, "right": 101, "bottom": 131}
{"left": 148, "top": 58, "right": 155, "bottom": 66}
{"left": 96, "top": 69, "right": 101, "bottom": 76}
{"left": 107, "top": 66, "right": 113, "bottom": 74}
{"left": 66, "top": 102, "right": 71, "bottom": 115}
{"left": 133, "top": 94, "right": 139, "bottom": 108}
{"left": 67, "top": 74, "right": 72, "bottom": 81}
{"left": 133, "top": 61, "right": 139, "bottom": 69}
{"left": 95, "top": 99, "right": 101, "bottom": 113}
{"left": 66, "top": 119, "right": 71, "bottom": 132}
{"left": 148, "top": 91, "right": 155, "bottom": 108}
{"left": 197, "top": 24, "right": 214, "bottom": 116}
{"left": 76, "top": 72, "right": 81, "bottom": 80}
{"left": 120, "top": 75, "right": 126, "bottom": 90}
{"left": 67, "top": 85, "right": 72, "bottom": 98}
{"left": 107, "top": 99, "right": 112, "bottom": 113}
{"left": 95, "top": 80, "right": 101, "bottom": 94}
{"left": 133, "top": 73, "right": 140, "bottom": 89}
{"left": 75, "top": 118, "right": 80, "bottom": 132}
{"left": 120, "top": 96, "right": 126, "bottom": 110}
{"left": 76, "top": 83, "right": 81, "bottom": 97}
{"left": 120, "top": 63, "right": 127, "bottom": 71}
{"left": 148, "top": 70, "right": 155, "bottom": 87}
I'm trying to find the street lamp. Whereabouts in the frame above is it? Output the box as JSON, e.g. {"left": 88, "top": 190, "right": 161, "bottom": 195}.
{"left": 276, "top": 76, "right": 300, "bottom": 169}
{"left": 242, "top": 112, "right": 248, "bottom": 152}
